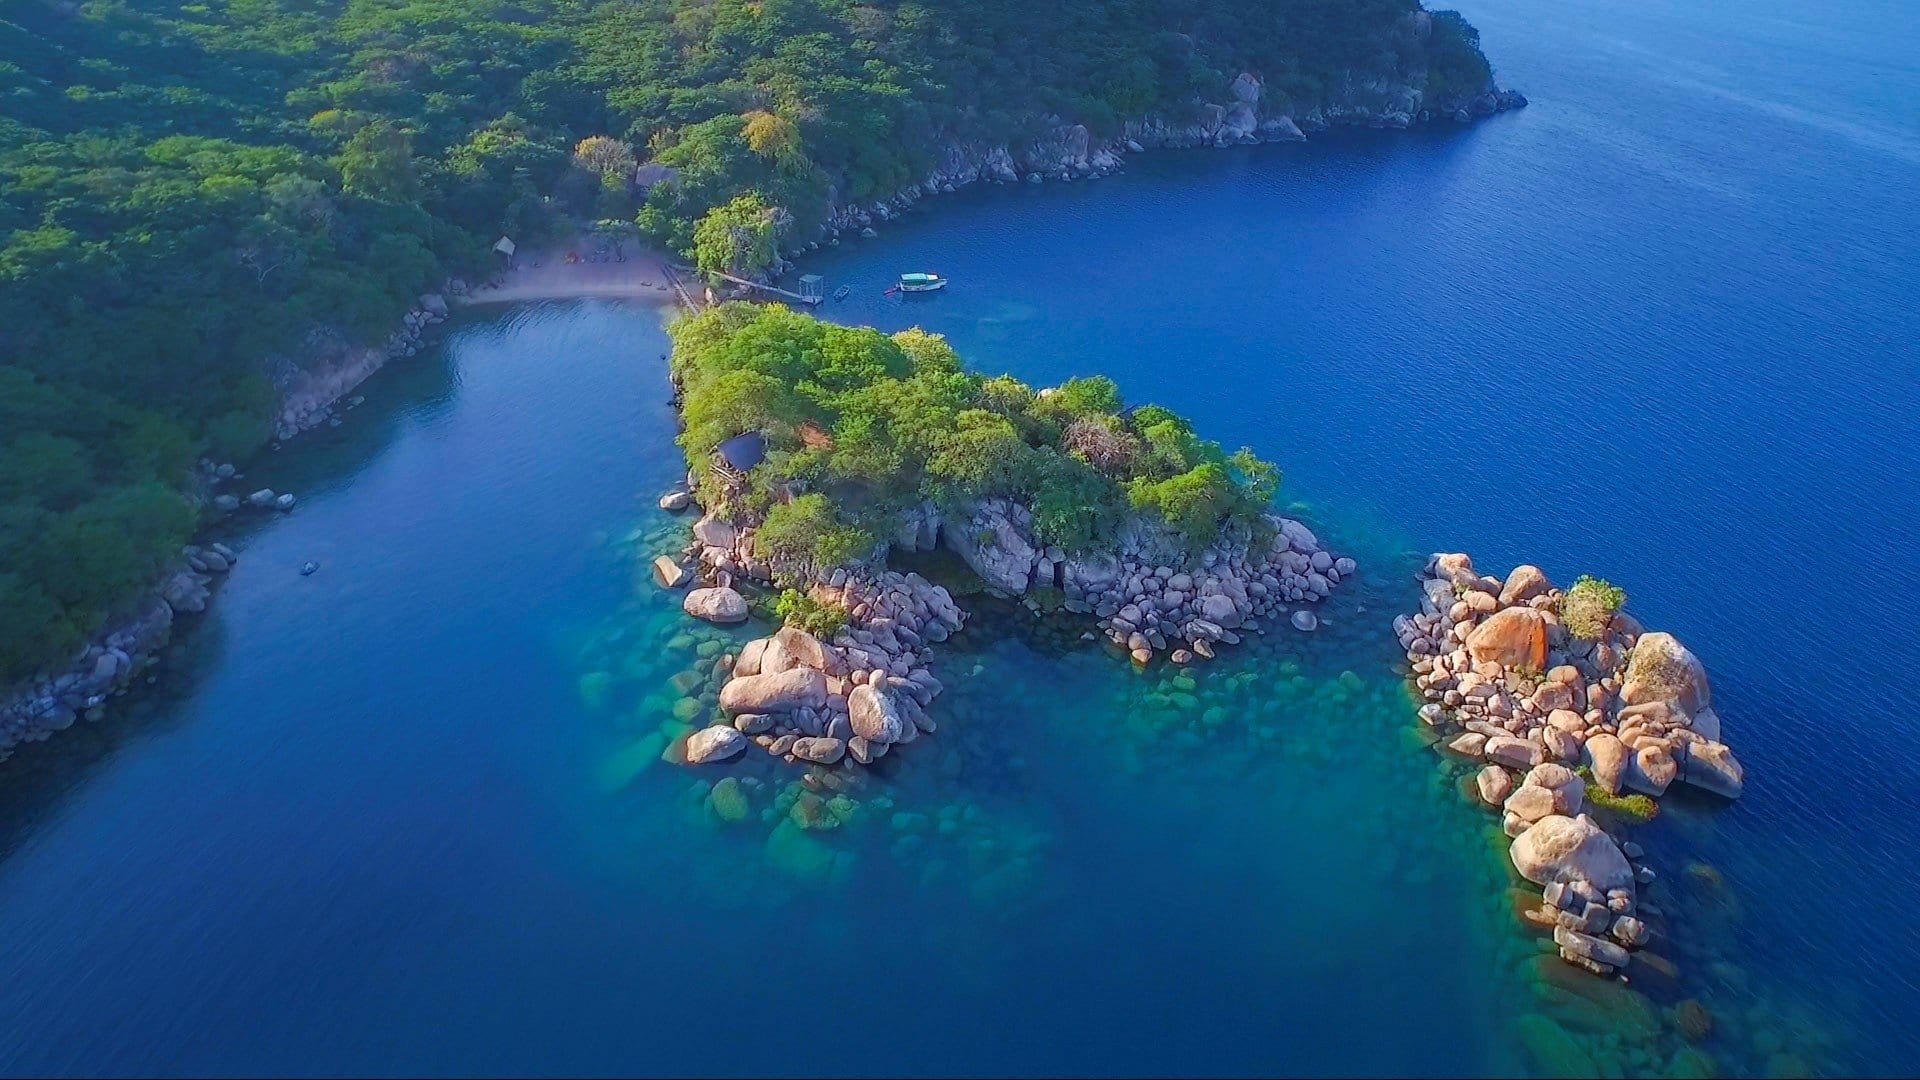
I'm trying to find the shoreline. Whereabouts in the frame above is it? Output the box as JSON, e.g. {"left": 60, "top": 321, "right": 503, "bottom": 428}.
{"left": 0, "top": 89, "right": 1524, "bottom": 765}
{"left": 458, "top": 247, "right": 682, "bottom": 308}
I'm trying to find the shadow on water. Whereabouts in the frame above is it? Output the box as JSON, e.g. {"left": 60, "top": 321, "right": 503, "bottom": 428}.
{"left": 0, "top": 324, "right": 465, "bottom": 863}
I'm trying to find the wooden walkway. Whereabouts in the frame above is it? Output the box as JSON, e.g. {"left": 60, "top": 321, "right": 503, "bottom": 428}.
{"left": 660, "top": 264, "right": 702, "bottom": 314}
{"left": 706, "top": 270, "right": 822, "bottom": 306}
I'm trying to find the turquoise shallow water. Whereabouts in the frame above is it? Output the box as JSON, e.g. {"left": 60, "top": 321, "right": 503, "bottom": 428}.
{"left": 1, "top": 0, "right": 1917, "bottom": 1073}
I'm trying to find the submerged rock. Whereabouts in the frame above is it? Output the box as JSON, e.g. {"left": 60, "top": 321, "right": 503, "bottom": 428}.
{"left": 685, "top": 725, "right": 747, "bottom": 764}
{"left": 651, "top": 556, "right": 689, "bottom": 589}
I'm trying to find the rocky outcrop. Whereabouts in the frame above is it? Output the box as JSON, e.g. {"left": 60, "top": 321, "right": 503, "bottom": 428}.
{"left": 270, "top": 289, "right": 454, "bottom": 440}
{"left": 0, "top": 542, "right": 239, "bottom": 761}
{"left": 1399, "top": 553, "right": 1743, "bottom": 801}
{"left": 1402, "top": 552, "right": 1747, "bottom": 978}
{"left": 698, "top": 571, "right": 961, "bottom": 771}
{"left": 925, "top": 497, "right": 1349, "bottom": 667}
{"left": 795, "top": 68, "right": 1524, "bottom": 259}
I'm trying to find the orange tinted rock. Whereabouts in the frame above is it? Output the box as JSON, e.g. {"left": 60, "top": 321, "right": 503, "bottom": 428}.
{"left": 1466, "top": 607, "right": 1549, "bottom": 670}
{"left": 1499, "top": 564, "right": 1554, "bottom": 606}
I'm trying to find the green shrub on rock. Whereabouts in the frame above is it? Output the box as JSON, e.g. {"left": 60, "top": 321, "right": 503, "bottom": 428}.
{"left": 773, "top": 588, "right": 848, "bottom": 637}
{"left": 755, "top": 494, "right": 877, "bottom": 572}
{"left": 1561, "top": 575, "right": 1627, "bottom": 640}
{"left": 1576, "top": 766, "right": 1659, "bottom": 823}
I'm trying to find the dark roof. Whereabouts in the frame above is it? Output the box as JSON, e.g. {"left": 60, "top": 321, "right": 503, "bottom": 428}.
{"left": 716, "top": 431, "right": 767, "bottom": 471}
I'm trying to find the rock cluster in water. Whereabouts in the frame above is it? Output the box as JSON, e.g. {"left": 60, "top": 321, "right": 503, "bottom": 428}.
{"left": 1397, "top": 552, "right": 1745, "bottom": 978}
{"left": 656, "top": 483, "right": 1346, "bottom": 772}
{"left": 1398, "top": 553, "right": 1743, "bottom": 802}
{"left": 919, "top": 497, "right": 1348, "bottom": 666}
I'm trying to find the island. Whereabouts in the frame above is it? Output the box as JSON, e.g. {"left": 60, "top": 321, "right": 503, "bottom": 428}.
{"left": 653, "top": 302, "right": 1349, "bottom": 768}
{"left": 1397, "top": 553, "right": 1746, "bottom": 979}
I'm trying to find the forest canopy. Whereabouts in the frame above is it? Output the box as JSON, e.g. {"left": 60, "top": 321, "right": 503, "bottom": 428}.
{"left": 669, "top": 303, "right": 1281, "bottom": 572}
{"left": 0, "top": 0, "right": 1487, "bottom": 678}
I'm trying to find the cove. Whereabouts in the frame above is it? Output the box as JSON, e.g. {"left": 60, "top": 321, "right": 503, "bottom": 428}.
{"left": 0, "top": 0, "right": 1916, "bottom": 1074}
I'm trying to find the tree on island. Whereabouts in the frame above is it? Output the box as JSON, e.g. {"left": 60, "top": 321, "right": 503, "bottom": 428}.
{"left": 691, "top": 193, "right": 791, "bottom": 280}
{"left": 667, "top": 303, "right": 1282, "bottom": 578}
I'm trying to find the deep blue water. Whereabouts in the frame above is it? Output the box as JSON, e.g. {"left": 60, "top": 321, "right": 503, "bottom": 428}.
{"left": 2, "top": 0, "right": 1917, "bottom": 1074}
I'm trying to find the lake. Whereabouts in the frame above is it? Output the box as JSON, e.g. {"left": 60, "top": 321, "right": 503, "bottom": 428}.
{"left": 1, "top": 0, "right": 1915, "bottom": 1074}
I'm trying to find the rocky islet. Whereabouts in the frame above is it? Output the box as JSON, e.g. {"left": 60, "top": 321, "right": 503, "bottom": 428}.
{"left": 1398, "top": 552, "right": 1745, "bottom": 981}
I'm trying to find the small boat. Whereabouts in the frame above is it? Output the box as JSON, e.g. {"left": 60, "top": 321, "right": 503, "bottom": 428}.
{"left": 894, "top": 272, "right": 948, "bottom": 293}
{"left": 833, "top": 285, "right": 851, "bottom": 301}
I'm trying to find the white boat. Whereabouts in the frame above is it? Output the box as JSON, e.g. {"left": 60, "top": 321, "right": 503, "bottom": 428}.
{"left": 894, "top": 272, "right": 948, "bottom": 293}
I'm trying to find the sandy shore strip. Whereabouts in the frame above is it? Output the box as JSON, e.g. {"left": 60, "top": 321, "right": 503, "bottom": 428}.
{"left": 461, "top": 245, "right": 682, "bottom": 307}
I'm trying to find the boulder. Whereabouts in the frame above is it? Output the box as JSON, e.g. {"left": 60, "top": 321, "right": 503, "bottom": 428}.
{"left": 1280, "top": 519, "right": 1321, "bottom": 554}
{"left": 683, "top": 587, "right": 748, "bottom": 623}
{"left": 1679, "top": 739, "right": 1744, "bottom": 799}
{"left": 1525, "top": 763, "right": 1585, "bottom": 815}
{"left": 685, "top": 725, "right": 747, "bottom": 764}
{"left": 1620, "top": 632, "right": 1712, "bottom": 713}
{"left": 246, "top": 488, "right": 276, "bottom": 508}
{"left": 1499, "top": 565, "right": 1554, "bottom": 607}
{"left": 734, "top": 638, "right": 769, "bottom": 678}
{"left": 1504, "top": 784, "right": 1557, "bottom": 826}
{"left": 1544, "top": 725, "right": 1583, "bottom": 763}
{"left": 1199, "top": 593, "right": 1242, "bottom": 628}
{"left": 847, "top": 735, "right": 887, "bottom": 765}
{"left": 719, "top": 668, "right": 827, "bottom": 714}
{"left": 1466, "top": 608, "right": 1549, "bottom": 670}
{"left": 651, "top": 556, "right": 689, "bottom": 589}
{"left": 1449, "top": 732, "right": 1488, "bottom": 758}
{"left": 733, "top": 712, "right": 774, "bottom": 735}
{"left": 1509, "top": 814, "right": 1636, "bottom": 892}
{"left": 1291, "top": 610, "right": 1318, "bottom": 632}
{"left": 1626, "top": 743, "right": 1678, "bottom": 796}
{"left": 659, "top": 489, "right": 692, "bottom": 512}
{"left": 1477, "top": 766, "right": 1514, "bottom": 807}
{"left": 1555, "top": 925, "right": 1632, "bottom": 969}
{"left": 762, "top": 626, "right": 831, "bottom": 675}
{"left": 1431, "top": 552, "right": 1477, "bottom": 587}
{"left": 1584, "top": 733, "right": 1628, "bottom": 795}
{"left": 692, "top": 513, "right": 738, "bottom": 550}
{"left": 847, "top": 684, "right": 909, "bottom": 745}
{"left": 1486, "top": 735, "right": 1545, "bottom": 769}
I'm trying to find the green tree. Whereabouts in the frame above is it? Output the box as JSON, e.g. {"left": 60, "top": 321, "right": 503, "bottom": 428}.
{"left": 336, "top": 120, "right": 420, "bottom": 202}
{"left": 691, "top": 192, "right": 789, "bottom": 278}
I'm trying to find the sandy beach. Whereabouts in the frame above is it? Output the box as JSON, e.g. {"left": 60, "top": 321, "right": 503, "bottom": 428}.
{"left": 461, "top": 245, "right": 684, "bottom": 307}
